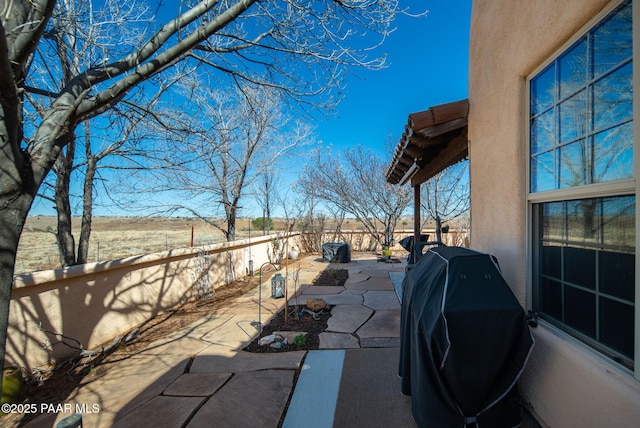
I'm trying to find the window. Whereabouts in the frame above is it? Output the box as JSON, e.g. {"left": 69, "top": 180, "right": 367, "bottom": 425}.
{"left": 530, "top": 1, "right": 633, "bottom": 192}
{"left": 534, "top": 196, "right": 635, "bottom": 367}
{"left": 529, "top": 0, "right": 635, "bottom": 370}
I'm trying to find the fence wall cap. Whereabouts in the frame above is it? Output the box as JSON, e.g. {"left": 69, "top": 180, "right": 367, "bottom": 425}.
{"left": 12, "top": 232, "right": 301, "bottom": 289}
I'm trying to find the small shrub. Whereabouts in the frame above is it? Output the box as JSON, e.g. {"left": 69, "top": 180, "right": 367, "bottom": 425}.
{"left": 293, "top": 334, "right": 306, "bottom": 347}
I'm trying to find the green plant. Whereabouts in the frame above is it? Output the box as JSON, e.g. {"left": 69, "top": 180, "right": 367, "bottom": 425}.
{"left": 293, "top": 334, "right": 306, "bottom": 347}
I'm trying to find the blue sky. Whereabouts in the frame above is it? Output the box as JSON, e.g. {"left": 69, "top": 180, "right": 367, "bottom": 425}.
{"left": 28, "top": 1, "right": 472, "bottom": 218}
{"left": 314, "top": 1, "right": 472, "bottom": 158}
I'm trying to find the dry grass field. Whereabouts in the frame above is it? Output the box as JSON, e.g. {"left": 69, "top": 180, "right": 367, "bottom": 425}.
{"left": 15, "top": 216, "right": 261, "bottom": 275}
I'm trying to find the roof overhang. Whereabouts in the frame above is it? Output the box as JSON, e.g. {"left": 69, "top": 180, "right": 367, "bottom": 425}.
{"left": 385, "top": 99, "right": 469, "bottom": 186}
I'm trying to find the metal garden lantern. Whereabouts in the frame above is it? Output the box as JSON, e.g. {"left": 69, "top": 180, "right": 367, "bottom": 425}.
{"left": 271, "top": 273, "right": 285, "bottom": 298}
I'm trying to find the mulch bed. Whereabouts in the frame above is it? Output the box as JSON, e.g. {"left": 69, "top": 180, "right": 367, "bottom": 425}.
{"left": 243, "top": 266, "right": 349, "bottom": 353}
{"left": 311, "top": 267, "right": 349, "bottom": 287}
{"left": 242, "top": 305, "right": 332, "bottom": 353}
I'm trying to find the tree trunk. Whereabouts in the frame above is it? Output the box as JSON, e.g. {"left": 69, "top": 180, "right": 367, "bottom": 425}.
{"left": 0, "top": 96, "right": 76, "bottom": 391}
{"left": 54, "top": 140, "right": 77, "bottom": 267}
{"left": 0, "top": 194, "right": 34, "bottom": 395}
{"left": 77, "top": 155, "right": 96, "bottom": 264}
{"left": 227, "top": 208, "right": 237, "bottom": 242}
{"left": 435, "top": 216, "right": 443, "bottom": 244}
{"left": 384, "top": 213, "right": 398, "bottom": 248}
{"left": 263, "top": 210, "right": 267, "bottom": 235}
{"left": 266, "top": 205, "right": 271, "bottom": 235}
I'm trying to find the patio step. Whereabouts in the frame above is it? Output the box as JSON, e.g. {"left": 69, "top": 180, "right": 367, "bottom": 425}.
{"left": 282, "top": 350, "right": 345, "bottom": 428}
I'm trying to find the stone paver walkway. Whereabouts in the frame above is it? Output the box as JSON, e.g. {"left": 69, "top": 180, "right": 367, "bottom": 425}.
{"left": 23, "top": 253, "right": 408, "bottom": 428}
{"left": 297, "top": 255, "right": 404, "bottom": 350}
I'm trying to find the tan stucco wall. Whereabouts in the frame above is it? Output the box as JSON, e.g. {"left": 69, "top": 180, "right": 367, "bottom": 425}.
{"left": 7, "top": 234, "right": 282, "bottom": 369}
{"left": 469, "top": 0, "right": 640, "bottom": 426}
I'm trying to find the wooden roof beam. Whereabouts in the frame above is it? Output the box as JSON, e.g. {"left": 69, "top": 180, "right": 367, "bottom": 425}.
{"left": 410, "top": 129, "right": 468, "bottom": 186}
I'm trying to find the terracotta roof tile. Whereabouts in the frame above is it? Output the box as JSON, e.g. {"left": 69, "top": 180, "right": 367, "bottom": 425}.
{"left": 385, "top": 99, "right": 469, "bottom": 186}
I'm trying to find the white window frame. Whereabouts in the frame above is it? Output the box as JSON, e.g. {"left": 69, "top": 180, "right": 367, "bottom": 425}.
{"left": 525, "top": 0, "right": 640, "bottom": 379}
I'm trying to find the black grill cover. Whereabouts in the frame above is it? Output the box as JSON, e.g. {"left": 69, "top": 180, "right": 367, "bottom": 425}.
{"left": 399, "top": 246, "right": 534, "bottom": 427}
{"left": 322, "top": 242, "right": 351, "bottom": 263}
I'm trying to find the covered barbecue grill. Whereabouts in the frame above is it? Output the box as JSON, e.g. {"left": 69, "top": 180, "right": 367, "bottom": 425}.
{"left": 399, "top": 246, "right": 534, "bottom": 427}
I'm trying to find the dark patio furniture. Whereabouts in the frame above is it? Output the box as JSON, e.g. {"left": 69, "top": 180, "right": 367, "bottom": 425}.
{"left": 322, "top": 242, "right": 351, "bottom": 263}
{"left": 399, "top": 234, "right": 430, "bottom": 264}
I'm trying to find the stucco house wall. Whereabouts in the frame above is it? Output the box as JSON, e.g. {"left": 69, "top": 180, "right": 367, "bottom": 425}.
{"left": 468, "top": 0, "right": 640, "bottom": 426}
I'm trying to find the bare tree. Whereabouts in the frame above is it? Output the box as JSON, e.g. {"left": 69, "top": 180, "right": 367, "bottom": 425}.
{"left": 23, "top": 0, "right": 110, "bottom": 267}
{"left": 420, "top": 160, "right": 470, "bottom": 244}
{"left": 26, "top": 1, "right": 200, "bottom": 266}
{"left": 36, "top": 87, "right": 178, "bottom": 266}
{"left": 256, "top": 169, "right": 279, "bottom": 235}
{"left": 327, "top": 205, "right": 347, "bottom": 240}
{"left": 158, "top": 81, "right": 312, "bottom": 241}
{"left": 298, "top": 212, "right": 327, "bottom": 253}
{"left": 0, "top": 0, "right": 403, "bottom": 384}
{"left": 275, "top": 187, "right": 309, "bottom": 324}
{"left": 299, "top": 145, "right": 412, "bottom": 249}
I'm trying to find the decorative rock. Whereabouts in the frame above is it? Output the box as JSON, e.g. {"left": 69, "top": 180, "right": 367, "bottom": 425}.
{"left": 274, "top": 331, "right": 308, "bottom": 343}
{"left": 306, "top": 298, "right": 328, "bottom": 311}
{"left": 259, "top": 333, "right": 286, "bottom": 346}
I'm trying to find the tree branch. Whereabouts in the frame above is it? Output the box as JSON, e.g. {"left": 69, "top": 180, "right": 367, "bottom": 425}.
{"left": 75, "top": 0, "right": 258, "bottom": 119}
